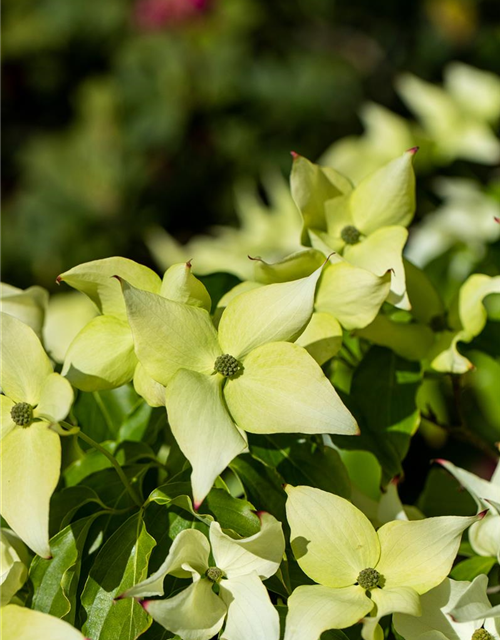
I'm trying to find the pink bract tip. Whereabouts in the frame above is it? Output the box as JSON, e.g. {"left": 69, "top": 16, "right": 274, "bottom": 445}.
{"left": 477, "top": 509, "right": 488, "bottom": 520}
{"left": 186, "top": 259, "right": 193, "bottom": 268}
{"left": 193, "top": 500, "right": 202, "bottom": 511}
{"left": 55, "top": 276, "right": 62, "bottom": 285}
{"left": 290, "top": 151, "right": 299, "bottom": 159}
{"left": 139, "top": 599, "right": 150, "bottom": 611}
{"left": 406, "top": 146, "right": 419, "bottom": 155}
{"left": 494, "top": 217, "right": 500, "bottom": 224}
{"left": 434, "top": 459, "right": 447, "bottom": 466}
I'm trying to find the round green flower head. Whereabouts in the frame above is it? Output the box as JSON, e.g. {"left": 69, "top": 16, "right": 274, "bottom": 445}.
{"left": 206, "top": 566, "right": 224, "bottom": 583}
{"left": 10, "top": 402, "right": 34, "bottom": 427}
{"left": 472, "top": 630, "right": 492, "bottom": 640}
{"left": 214, "top": 354, "right": 241, "bottom": 377}
{"left": 341, "top": 225, "right": 361, "bottom": 245}
{"left": 357, "top": 567, "right": 380, "bottom": 590}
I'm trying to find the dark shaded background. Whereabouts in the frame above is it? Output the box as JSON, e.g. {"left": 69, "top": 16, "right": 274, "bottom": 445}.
{"left": 2, "top": 0, "right": 500, "bottom": 289}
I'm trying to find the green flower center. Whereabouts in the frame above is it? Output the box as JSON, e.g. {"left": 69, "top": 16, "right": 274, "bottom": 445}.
{"left": 357, "top": 567, "right": 380, "bottom": 590}
{"left": 206, "top": 566, "right": 224, "bottom": 583}
{"left": 214, "top": 354, "right": 241, "bottom": 377}
{"left": 472, "top": 630, "right": 492, "bottom": 640}
{"left": 341, "top": 225, "right": 361, "bottom": 245}
{"left": 10, "top": 402, "right": 34, "bottom": 427}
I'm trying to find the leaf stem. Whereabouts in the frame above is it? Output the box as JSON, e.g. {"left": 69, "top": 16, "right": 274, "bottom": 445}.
{"left": 61, "top": 421, "right": 143, "bottom": 507}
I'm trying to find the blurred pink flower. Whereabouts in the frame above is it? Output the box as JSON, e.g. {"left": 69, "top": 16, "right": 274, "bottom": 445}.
{"left": 134, "top": 0, "right": 210, "bottom": 30}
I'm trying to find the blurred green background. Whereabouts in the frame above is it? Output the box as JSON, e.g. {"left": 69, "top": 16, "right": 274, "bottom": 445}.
{"left": 2, "top": 0, "right": 500, "bottom": 289}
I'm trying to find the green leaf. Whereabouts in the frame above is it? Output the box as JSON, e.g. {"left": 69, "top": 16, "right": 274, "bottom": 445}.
{"left": 450, "top": 555, "right": 497, "bottom": 581}
{"left": 118, "top": 401, "right": 153, "bottom": 442}
{"left": 249, "top": 434, "right": 351, "bottom": 499}
{"left": 198, "top": 272, "right": 241, "bottom": 310}
{"left": 333, "top": 347, "right": 421, "bottom": 483}
{"left": 202, "top": 488, "right": 261, "bottom": 537}
{"left": 49, "top": 486, "right": 111, "bottom": 534}
{"left": 82, "top": 464, "right": 152, "bottom": 513}
{"left": 417, "top": 467, "right": 477, "bottom": 517}
{"left": 72, "top": 385, "right": 142, "bottom": 443}
{"left": 81, "top": 513, "right": 156, "bottom": 640}
{"left": 147, "top": 481, "right": 212, "bottom": 526}
{"left": 30, "top": 514, "right": 101, "bottom": 623}
{"left": 64, "top": 441, "right": 154, "bottom": 486}
{"left": 230, "top": 454, "right": 287, "bottom": 524}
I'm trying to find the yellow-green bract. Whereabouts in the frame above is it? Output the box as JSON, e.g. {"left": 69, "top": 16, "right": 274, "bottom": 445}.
{"left": 0, "top": 313, "right": 74, "bottom": 558}
{"left": 118, "top": 261, "right": 359, "bottom": 506}
{"left": 291, "top": 149, "right": 417, "bottom": 310}
{"left": 0, "top": 529, "right": 29, "bottom": 606}
{"left": 394, "top": 576, "right": 500, "bottom": 639}
{"left": 58, "top": 257, "right": 211, "bottom": 402}
{"left": 1, "top": 604, "right": 87, "bottom": 639}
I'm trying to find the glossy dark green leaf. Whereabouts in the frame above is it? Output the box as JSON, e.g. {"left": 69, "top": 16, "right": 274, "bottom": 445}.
{"left": 450, "top": 555, "right": 497, "bottom": 581}
{"left": 230, "top": 454, "right": 287, "bottom": 524}
{"left": 147, "top": 481, "right": 212, "bottom": 526}
{"left": 81, "top": 512, "right": 155, "bottom": 640}
{"left": 417, "top": 467, "right": 476, "bottom": 517}
{"left": 203, "top": 488, "right": 261, "bottom": 537}
{"left": 31, "top": 514, "right": 101, "bottom": 622}
{"left": 198, "top": 272, "right": 241, "bottom": 311}
{"left": 249, "top": 434, "right": 351, "bottom": 499}
{"left": 64, "top": 441, "right": 155, "bottom": 486}
{"left": 72, "top": 386, "right": 141, "bottom": 443}
{"left": 50, "top": 486, "right": 110, "bottom": 535}
{"left": 334, "top": 347, "right": 422, "bottom": 483}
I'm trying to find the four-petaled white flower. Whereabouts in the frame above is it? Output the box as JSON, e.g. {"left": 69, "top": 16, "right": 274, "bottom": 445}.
{"left": 121, "top": 512, "right": 285, "bottom": 640}
{"left": 284, "top": 485, "right": 481, "bottom": 640}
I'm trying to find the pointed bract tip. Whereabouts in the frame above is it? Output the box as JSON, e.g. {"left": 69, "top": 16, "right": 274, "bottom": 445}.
{"left": 406, "top": 146, "right": 419, "bottom": 155}
{"left": 138, "top": 598, "right": 150, "bottom": 611}
{"left": 477, "top": 509, "right": 488, "bottom": 520}
{"left": 248, "top": 255, "right": 263, "bottom": 263}
{"left": 494, "top": 217, "right": 500, "bottom": 224}
{"left": 290, "top": 151, "right": 299, "bottom": 159}
{"left": 255, "top": 510, "right": 267, "bottom": 522}
{"left": 390, "top": 475, "right": 401, "bottom": 486}
{"left": 186, "top": 259, "right": 193, "bottom": 268}
{"left": 323, "top": 252, "right": 336, "bottom": 266}
{"left": 114, "top": 593, "right": 125, "bottom": 601}
{"left": 193, "top": 500, "right": 202, "bottom": 511}
{"left": 433, "top": 458, "right": 447, "bottom": 466}
{"left": 55, "top": 275, "right": 62, "bottom": 285}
